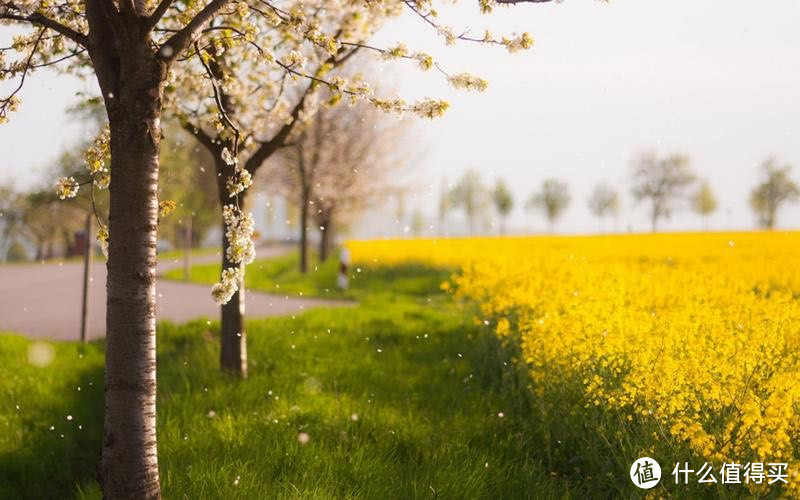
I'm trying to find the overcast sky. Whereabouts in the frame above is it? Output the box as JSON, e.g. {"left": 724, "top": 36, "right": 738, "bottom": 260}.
{"left": 1, "top": 0, "right": 799, "bottom": 235}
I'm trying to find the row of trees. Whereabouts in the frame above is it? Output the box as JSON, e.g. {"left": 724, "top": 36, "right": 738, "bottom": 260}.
{"left": 442, "top": 154, "right": 799, "bottom": 233}
{"left": 1, "top": 0, "right": 542, "bottom": 494}
{"left": 266, "top": 101, "right": 408, "bottom": 273}
{"left": 1, "top": 102, "right": 402, "bottom": 267}
{"left": 0, "top": 123, "right": 221, "bottom": 262}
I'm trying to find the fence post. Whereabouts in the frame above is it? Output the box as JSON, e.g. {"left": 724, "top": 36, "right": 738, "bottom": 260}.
{"left": 79, "top": 212, "right": 92, "bottom": 343}
{"left": 184, "top": 216, "right": 192, "bottom": 281}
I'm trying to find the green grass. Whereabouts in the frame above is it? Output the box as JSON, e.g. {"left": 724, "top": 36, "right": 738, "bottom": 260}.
{"left": 1, "top": 260, "right": 577, "bottom": 499}
{"left": 162, "top": 250, "right": 454, "bottom": 301}
{"left": 0, "top": 336, "right": 105, "bottom": 498}
{"left": 2, "top": 251, "right": 773, "bottom": 499}
{"left": 158, "top": 246, "right": 220, "bottom": 262}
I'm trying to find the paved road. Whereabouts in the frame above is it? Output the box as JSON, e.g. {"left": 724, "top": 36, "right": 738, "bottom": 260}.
{"left": 0, "top": 245, "right": 350, "bottom": 341}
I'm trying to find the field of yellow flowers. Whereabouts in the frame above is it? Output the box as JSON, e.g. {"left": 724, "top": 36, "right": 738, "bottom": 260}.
{"left": 348, "top": 232, "right": 800, "bottom": 496}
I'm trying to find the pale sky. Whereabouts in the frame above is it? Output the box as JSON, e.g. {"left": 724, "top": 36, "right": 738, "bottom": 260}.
{"left": 2, "top": 0, "right": 799, "bottom": 235}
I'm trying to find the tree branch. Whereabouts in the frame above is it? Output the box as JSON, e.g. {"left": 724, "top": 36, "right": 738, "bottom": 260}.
{"left": 159, "top": 0, "right": 231, "bottom": 63}
{"left": 145, "top": 0, "right": 174, "bottom": 32}
{"left": 243, "top": 92, "right": 309, "bottom": 176}
{"left": 0, "top": 10, "right": 89, "bottom": 46}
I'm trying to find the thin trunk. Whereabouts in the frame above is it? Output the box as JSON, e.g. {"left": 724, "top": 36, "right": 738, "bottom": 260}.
{"left": 299, "top": 187, "right": 309, "bottom": 273}
{"left": 100, "top": 49, "right": 164, "bottom": 498}
{"left": 80, "top": 212, "right": 92, "bottom": 343}
{"left": 651, "top": 204, "right": 658, "bottom": 233}
{"left": 319, "top": 217, "right": 331, "bottom": 263}
{"left": 218, "top": 172, "right": 248, "bottom": 378}
{"left": 183, "top": 217, "right": 192, "bottom": 282}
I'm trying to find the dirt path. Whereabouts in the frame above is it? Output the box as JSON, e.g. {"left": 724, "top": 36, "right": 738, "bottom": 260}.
{"left": 0, "top": 245, "right": 350, "bottom": 341}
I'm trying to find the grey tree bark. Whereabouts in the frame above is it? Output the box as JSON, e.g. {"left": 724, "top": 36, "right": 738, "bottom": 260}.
{"left": 99, "top": 42, "right": 165, "bottom": 498}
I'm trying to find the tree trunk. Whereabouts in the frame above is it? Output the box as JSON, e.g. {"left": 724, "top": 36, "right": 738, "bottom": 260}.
{"left": 100, "top": 49, "right": 164, "bottom": 498}
{"left": 319, "top": 217, "right": 331, "bottom": 262}
{"left": 651, "top": 206, "right": 658, "bottom": 233}
{"left": 299, "top": 188, "right": 309, "bottom": 273}
{"left": 217, "top": 170, "right": 248, "bottom": 378}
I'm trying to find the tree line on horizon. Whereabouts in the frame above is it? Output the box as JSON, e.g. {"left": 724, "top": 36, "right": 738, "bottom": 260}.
{"left": 438, "top": 153, "right": 800, "bottom": 234}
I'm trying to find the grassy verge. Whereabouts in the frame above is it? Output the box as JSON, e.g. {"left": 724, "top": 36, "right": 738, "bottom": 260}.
{"left": 157, "top": 246, "right": 220, "bottom": 262}
{"left": 0, "top": 261, "right": 575, "bottom": 499}
{"left": 162, "top": 250, "right": 454, "bottom": 301}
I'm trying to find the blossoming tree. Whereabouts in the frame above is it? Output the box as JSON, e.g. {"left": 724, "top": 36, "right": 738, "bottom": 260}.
{"left": 165, "top": 1, "right": 536, "bottom": 378}
{"left": 272, "top": 101, "right": 409, "bottom": 264}
{"left": 1, "top": 0, "right": 547, "bottom": 495}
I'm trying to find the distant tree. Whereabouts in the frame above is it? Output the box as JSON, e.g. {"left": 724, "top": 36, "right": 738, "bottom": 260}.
{"left": 410, "top": 207, "right": 425, "bottom": 236}
{"left": 36, "top": 133, "right": 109, "bottom": 258}
{"left": 528, "top": 179, "right": 570, "bottom": 233}
{"left": 450, "top": 169, "right": 489, "bottom": 234}
{"left": 22, "top": 189, "right": 84, "bottom": 259}
{"left": 5, "top": 241, "right": 28, "bottom": 262}
{"left": 273, "top": 103, "right": 408, "bottom": 265}
{"left": 0, "top": 183, "right": 26, "bottom": 262}
{"left": 691, "top": 180, "right": 718, "bottom": 230}
{"left": 587, "top": 183, "right": 620, "bottom": 232}
{"left": 749, "top": 158, "right": 799, "bottom": 229}
{"left": 438, "top": 178, "right": 451, "bottom": 235}
{"left": 394, "top": 189, "right": 407, "bottom": 235}
{"left": 630, "top": 152, "right": 695, "bottom": 232}
{"left": 158, "top": 128, "right": 219, "bottom": 249}
{"left": 492, "top": 180, "right": 514, "bottom": 234}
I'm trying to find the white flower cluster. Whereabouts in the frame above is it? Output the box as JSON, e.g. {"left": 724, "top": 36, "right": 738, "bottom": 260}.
{"left": 86, "top": 126, "right": 111, "bottom": 190}
{"left": 413, "top": 52, "right": 433, "bottom": 71}
{"left": 211, "top": 204, "right": 255, "bottom": 305}
{"left": 221, "top": 147, "right": 253, "bottom": 197}
{"left": 56, "top": 177, "right": 79, "bottom": 200}
{"left": 437, "top": 26, "right": 457, "bottom": 45}
{"left": 410, "top": 98, "right": 450, "bottom": 119}
{"left": 286, "top": 50, "right": 307, "bottom": 69}
{"left": 96, "top": 224, "right": 109, "bottom": 258}
{"left": 222, "top": 204, "right": 255, "bottom": 265}
{"left": 369, "top": 96, "right": 450, "bottom": 119}
{"left": 382, "top": 42, "right": 408, "bottom": 60}
{"left": 447, "top": 73, "right": 489, "bottom": 92}
{"left": 502, "top": 33, "right": 535, "bottom": 53}
{"left": 212, "top": 267, "right": 243, "bottom": 305}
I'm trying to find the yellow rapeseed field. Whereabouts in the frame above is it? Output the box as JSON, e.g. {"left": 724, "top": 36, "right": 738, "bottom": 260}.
{"left": 348, "top": 232, "right": 800, "bottom": 495}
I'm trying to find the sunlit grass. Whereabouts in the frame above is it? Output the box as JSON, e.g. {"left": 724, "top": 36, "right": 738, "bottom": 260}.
{"left": 162, "top": 250, "right": 454, "bottom": 301}
{"left": 0, "top": 260, "right": 571, "bottom": 499}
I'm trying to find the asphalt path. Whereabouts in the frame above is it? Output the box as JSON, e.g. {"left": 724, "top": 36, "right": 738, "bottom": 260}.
{"left": 0, "top": 245, "right": 350, "bottom": 341}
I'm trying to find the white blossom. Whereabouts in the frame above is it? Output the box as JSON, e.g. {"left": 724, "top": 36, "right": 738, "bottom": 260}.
{"left": 221, "top": 147, "right": 237, "bottom": 166}
{"left": 212, "top": 267, "right": 243, "bottom": 305}
{"left": 56, "top": 177, "right": 79, "bottom": 200}
{"left": 502, "top": 32, "right": 535, "bottom": 53}
{"left": 447, "top": 73, "right": 489, "bottom": 92}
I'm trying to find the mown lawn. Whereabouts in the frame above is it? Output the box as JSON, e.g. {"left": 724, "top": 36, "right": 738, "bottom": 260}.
{"left": 1, "top": 257, "right": 576, "bottom": 499}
